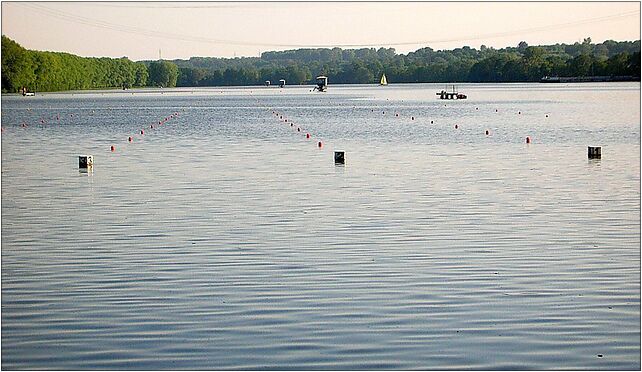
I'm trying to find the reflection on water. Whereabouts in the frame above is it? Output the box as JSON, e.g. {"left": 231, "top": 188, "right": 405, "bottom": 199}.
{"left": 2, "top": 83, "right": 640, "bottom": 370}
{"left": 79, "top": 167, "right": 94, "bottom": 175}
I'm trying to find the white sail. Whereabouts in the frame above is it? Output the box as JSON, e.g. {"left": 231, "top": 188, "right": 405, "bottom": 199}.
{"left": 380, "top": 73, "right": 388, "bottom": 86}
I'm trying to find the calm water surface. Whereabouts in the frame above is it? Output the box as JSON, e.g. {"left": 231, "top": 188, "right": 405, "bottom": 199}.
{"left": 2, "top": 83, "right": 640, "bottom": 370}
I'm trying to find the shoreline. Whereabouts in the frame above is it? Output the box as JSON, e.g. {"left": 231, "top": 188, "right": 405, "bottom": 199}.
{"left": 2, "top": 80, "right": 641, "bottom": 95}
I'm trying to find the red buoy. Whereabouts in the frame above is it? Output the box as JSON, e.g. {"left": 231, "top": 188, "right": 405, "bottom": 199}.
{"left": 485, "top": 130, "right": 489, "bottom": 135}
{"left": 306, "top": 133, "right": 310, "bottom": 139}
{"left": 128, "top": 136, "right": 133, "bottom": 142}
{"left": 318, "top": 141, "right": 323, "bottom": 148}
{"left": 140, "top": 130, "right": 144, "bottom": 135}
{"left": 297, "top": 127, "right": 300, "bottom": 132}
{"left": 526, "top": 136, "right": 531, "bottom": 144}
{"left": 455, "top": 124, "right": 458, "bottom": 129}
{"left": 111, "top": 145, "right": 115, "bottom": 152}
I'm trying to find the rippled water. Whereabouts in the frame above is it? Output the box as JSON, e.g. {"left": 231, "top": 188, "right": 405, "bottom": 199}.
{"left": 2, "top": 83, "right": 640, "bottom": 370}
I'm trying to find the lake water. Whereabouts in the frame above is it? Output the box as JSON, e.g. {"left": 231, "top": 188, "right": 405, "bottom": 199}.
{"left": 2, "top": 83, "right": 640, "bottom": 370}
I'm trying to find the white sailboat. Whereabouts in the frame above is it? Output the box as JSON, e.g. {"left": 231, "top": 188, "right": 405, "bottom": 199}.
{"left": 380, "top": 73, "right": 388, "bottom": 86}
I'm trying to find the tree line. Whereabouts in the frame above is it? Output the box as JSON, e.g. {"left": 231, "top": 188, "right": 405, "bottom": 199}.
{"left": 171, "top": 38, "right": 639, "bottom": 86}
{"left": 1, "top": 36, "right": 178, "bottom": 93}
{"left": 1, "top": 35, "right": 639, "bottom": 93}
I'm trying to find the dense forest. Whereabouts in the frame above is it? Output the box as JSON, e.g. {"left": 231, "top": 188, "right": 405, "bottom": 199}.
{"left": 2, "top": 36, "right": 146, "bottom": 92}
{"left": 1, "top": 36, "right": 177, "bottom": 93}
{"left": 2, "top": 35, "right": 640, "bottom": 93}
{"left": 170, "top": 38, "right": 640, "bottom": 86}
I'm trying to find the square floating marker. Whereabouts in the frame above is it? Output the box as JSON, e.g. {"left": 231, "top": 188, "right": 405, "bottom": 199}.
{"left": 79, "top": 155, "right": 93, "bottom": 168}
{"left": 334, "top": 151, "right": 345, "bottom": 164}
{"left": 588, "top": 146, "right": 601, "bottom": 159}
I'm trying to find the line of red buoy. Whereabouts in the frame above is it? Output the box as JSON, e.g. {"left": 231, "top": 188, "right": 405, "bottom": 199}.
{"left": 370, "top": 104, "right": 538, "bottom": 143}
{"left": 267, "top": 105, "right": 324, "bottom": 150}
{"left": 114, "top": 111, "right": 181, "bottom": 151}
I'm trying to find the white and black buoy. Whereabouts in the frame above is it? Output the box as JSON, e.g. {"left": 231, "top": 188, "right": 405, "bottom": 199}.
{"left": 79, "top": 155, "right": 93, "bottom": 169}
{"left": 588, "top": 146, "right": 601, "bottom": 159}
{"left": 334, "top": 151, "right": 345, "bottom": 164}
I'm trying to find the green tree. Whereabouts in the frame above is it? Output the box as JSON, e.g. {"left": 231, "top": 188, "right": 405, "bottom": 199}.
{"left": 134, "top": 63, "right": 148, "bottom": 86}
{"left": 1, "top": 36, "right": 35, "bottom": 92}
{"left": 628, "top": 52, "right": 641, "bottom": 76}
{"left": 568, "top": 54, "right": 594, "bottom": 76}
{"left": 148, "top": 60, "right": 179, "bottom": 87}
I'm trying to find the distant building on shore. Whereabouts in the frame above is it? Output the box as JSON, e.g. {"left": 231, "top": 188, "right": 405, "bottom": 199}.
{"left": 540, "top": 75, "right": 640, "bottom": 83}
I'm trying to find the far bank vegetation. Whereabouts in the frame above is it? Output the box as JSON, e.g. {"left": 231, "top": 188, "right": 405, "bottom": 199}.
{"left": 2, "top": 35, "right": 639, "bottom": 93}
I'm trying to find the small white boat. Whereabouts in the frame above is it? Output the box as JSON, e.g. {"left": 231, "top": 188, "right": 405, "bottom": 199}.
{"left": 21, "top": 87, "right": 35, "bottom": 96}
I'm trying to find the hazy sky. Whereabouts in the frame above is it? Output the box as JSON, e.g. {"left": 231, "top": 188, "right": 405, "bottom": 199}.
{"left": 2, "top": 1, "right": 640, "bottom": 61}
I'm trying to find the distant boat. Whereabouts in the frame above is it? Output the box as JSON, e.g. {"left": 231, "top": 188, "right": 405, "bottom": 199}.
{"left": 437, "top": 85, "right": 466, "bottom": 100}
{"left": 21, "top": 87, "right": 35, "bottom": 96}
{"left": 380, "top": 73, "right": 388, "bottom": 86}
{"left": 313, "top": 76, "right": 328, "bottom": 92}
